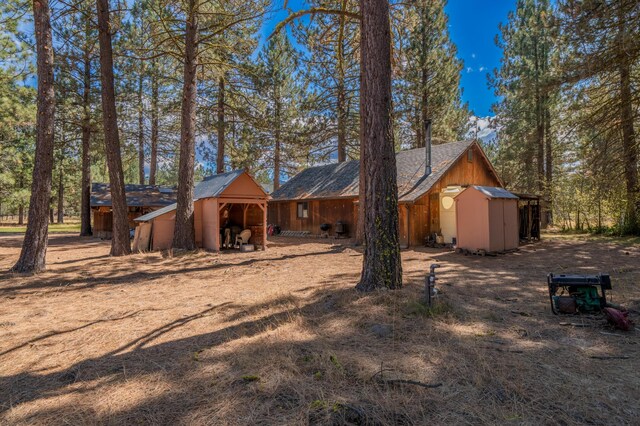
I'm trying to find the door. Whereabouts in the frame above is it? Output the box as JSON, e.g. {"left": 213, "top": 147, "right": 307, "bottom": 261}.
{"left": 429, "top": 193, "right": 440, "bottom": 235}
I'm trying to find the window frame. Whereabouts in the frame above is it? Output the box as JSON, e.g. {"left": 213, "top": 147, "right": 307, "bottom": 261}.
{"left": 296, "top": 201, "right": 309, "bottom": 219}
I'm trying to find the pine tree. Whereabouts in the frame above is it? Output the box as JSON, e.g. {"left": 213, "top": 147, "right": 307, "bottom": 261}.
{"left": 491, "top": 0, "right": 555, "bottom": 225}
{"left": 356, "top": 0, "right": 402, "bottom": 291}
{"left": 554, "top": 0, "right": 639, "bottom": 234}
{"left": 293, "top": 0, "right": 360, "bottom": 162}
{"left": 394, "top": 0, "right": 470, "bottom": 147}
{"left": 254, "top": 32, "right": 307, "bottom": 190}
{"left": 96, "top": 0, "right": 131, "bottom": 256}
{"left": 12, "top": 0, "right": 56, "bottom": 272}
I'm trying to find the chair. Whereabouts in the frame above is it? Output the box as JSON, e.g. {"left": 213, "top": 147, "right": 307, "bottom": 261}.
{"left": 235, "top": 229, "right": 251, "bottom": 248}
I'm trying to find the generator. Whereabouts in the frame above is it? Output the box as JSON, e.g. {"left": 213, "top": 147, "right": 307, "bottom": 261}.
{"left": 547, "top": 273, "right": 611, "bottom": 315}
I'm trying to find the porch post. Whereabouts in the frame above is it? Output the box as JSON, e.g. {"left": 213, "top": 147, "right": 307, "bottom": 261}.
{"left": 212, "top": 198, "right": 219, "bottom": 251}
{"left": 262, "top": 201, "right": 267, "bottom": 250}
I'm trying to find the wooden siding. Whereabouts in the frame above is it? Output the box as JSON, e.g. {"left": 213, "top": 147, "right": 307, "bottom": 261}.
{"left": 268, "top": 198, "right": 356, "bottom": 237}
{"left": 92, "top": 207, "right": 154, "bottom": 238}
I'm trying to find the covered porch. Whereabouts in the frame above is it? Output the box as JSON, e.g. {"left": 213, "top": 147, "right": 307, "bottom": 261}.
{"left": 134, "top": 170, "right": 270, "bottom": 252}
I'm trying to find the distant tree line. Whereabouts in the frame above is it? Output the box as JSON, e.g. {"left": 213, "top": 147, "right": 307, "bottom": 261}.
{"left": 491, "top": 0, "right": 639, "bottom": 235}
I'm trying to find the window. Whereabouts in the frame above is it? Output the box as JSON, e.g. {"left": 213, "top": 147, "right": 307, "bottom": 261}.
{"left": 467, "top": 149, "right": 473, "bottom": 162}
{"left": 297, "top": 202, "right": 309, "bottom": 218}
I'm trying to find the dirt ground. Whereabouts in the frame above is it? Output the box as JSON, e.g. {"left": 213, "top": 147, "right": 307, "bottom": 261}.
{"left": 0, "top": 234, "right": 638, "bottom": 425}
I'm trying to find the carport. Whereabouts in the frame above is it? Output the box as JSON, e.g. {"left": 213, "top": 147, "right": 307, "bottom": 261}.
{"left": 134, "top": 170, "right": 269, "bottom": 251}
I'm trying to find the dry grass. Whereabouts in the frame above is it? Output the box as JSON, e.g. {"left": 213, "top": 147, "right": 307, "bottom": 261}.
{"left": 0, "top": 234, "right": 639, "bottom": 425}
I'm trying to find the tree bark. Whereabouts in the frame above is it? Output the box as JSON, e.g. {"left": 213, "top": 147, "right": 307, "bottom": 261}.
{"left": 12, "top": 0, "right": 56, "bottom": 272}
{"left": 173, "top": 0, "right": 198, "bottom": 250}
{"left": 336, "top": 0, "right": 347, "bottom": 162}
{"left": 149, "top": 58, "right": 158, "bottom": 186}
{"left": 273, "top": 86, "right": 281, "bottom": 191}
{"left": 96, "top": 0, "right": 130, "bottom": 256}
{"left": 617, "top": 4, "right": 638, "bottom": 234}
{"left": 356, "top": 0, "right": 402, "bottom": 291}
{"left": 619, "top": 56, "right": 638, "bottom": 233}
{"left": 544, "top": 98, "right": 552, "bottom": 226}
{"left": 57, "top": 168, "right": 64, "bottom": 223}
{"left": 216, "top": 75, "right": 225, "bottom": 174}
{"left": 80, "top": 32, "right": 92, "bottom": 236}
{"left": 137, "top": 70, "right": 145, "bottom": 184}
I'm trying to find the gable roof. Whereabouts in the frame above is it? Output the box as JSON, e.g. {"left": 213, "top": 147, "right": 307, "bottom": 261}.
{"left": 271, "top": 140, "right": 499, "bottom": 203}
{"left": 91, "top": 183, "right": 177, "bottom": 208}
{"left": 468, "top": 186, "right": 519, "bottom": 199}
{"left": 193, "top": 169, "right": 245, "bottom": 199}
{"left": 134, "top": 170, "right": 264, "bottom": 222}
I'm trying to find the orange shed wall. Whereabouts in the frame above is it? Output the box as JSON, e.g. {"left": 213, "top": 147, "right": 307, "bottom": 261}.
{"left": 220, "top": 173, "right": 267, "bottom": 198}
{"left": 488, "top": 198, "right": 506, "bottom": 252}
{"left": 201, "top": 198, "right": 219, "bottom": 251}
{"left": 152, "top": 214, "right": 175, "bottom": 250}
{"left": 503, "top": 199, "right": 520, "bottom": 250}
{"left": 455, "top": 189, "right": 490, "bottom": 251}
{"left": 194, "top": 200, "right": 203, "bottom": 247}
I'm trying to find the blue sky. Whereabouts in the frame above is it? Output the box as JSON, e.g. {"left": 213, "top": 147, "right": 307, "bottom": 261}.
{"left": 263, "top": 0, "right": 515, "bottom": 118}
{"left": 445, "top": 1, "right": 514, "bottom": 116}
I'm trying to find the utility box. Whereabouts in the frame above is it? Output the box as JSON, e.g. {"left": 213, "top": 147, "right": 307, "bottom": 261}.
{"left": 455, "top": 186, "right": 519, "bottom": 253}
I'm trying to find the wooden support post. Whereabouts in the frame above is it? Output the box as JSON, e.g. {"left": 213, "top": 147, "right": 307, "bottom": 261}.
{"left": 261, "top": 202, "right": 267, "bottom": 250}
{"left": 212, "top": 198, "right": 219, "bottom": 251}
{"left": 242, "top": 204, "right": 248, "bottom": 229}
{"left": 527, "top": 200, "right": 532, "bottom": 240}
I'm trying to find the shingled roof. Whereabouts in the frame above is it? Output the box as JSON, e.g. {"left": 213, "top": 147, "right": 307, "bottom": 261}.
{"left": 271, "top": 140, "right": 495, "bottom": 203}
{"left": 134, "top": 170, "right": 260, "bottom": 222}
{"left": 91, "top": 183, "right": 177, "bottom": 208}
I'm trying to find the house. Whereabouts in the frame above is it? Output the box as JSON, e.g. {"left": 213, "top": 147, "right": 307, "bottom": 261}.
{"left": 134, "top": 170, "right": 269, "bottom": 251}
{"left": 267, "top": 139, "right": 503, "bottom": 247}
{"left": 91, "top": 183, "right": 177, "bottom": 239}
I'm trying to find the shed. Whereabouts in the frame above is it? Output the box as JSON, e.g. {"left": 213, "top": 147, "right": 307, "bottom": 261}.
{"left": 455, "top": 186, "right": 519, "bottom": 253}
{"left": 134, "top": 170, "right": 269, "bottom": 252}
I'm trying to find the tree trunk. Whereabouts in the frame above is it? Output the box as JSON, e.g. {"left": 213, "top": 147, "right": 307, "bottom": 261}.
{"left": 216, "top": 75, "right": 225, "bottom": 174}
{"left": 49, "top": 205, "right": 54, "bottom": 224}
{"left": 173, "top": 0, "right": 198, "bottom": 250}
{"left": 149, "top": 58, "right": 158, "bottom": 186}
{"left": 273, "top": 87, "right": 281, "bottom": 191}
{"left": 544, "top": 98, "right": 553, "bottom": 226}
{"left": 356, "top": 0, "right": 402, "bottom": 291}
{"left": 138, "top": 70, "right": 145, "bottom": 184}
{"left": 57, "top": 168, "right": 64, "bottom": 223}
{"left": 18, "top": 204, "right": 24, "bottom": 226}
{"left": 336, "top": 0, "right": 347, "bottom": 162}
{"left": 619, "top": 50, "right": 638, "bottom": 234}
{"left": 96, "top": 0, "right": 130, "bottom": 256}
{"left": 80, "top": 32, "right": 92, "bottom": 236}
{"left": 12, "top": 0, "right": 56, "bottom": 272}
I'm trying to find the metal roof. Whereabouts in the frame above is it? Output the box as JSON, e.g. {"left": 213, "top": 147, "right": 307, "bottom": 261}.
{"left": 270, "top": 140, "right": 491, "bottom": 203}
{"left": 91, "top": 183, "right": 177, "bottom": 207}
{"left": 470, "top": 186, "right": 519, "bottom": 199}
{"left": 134, "top": 170, "right": 252, "bottom": 222}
